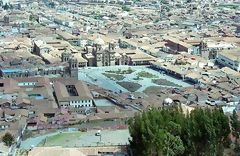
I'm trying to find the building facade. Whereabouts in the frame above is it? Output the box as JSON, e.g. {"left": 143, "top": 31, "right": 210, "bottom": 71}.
{"left": 217, "top": 49, "right": 240, "bottom": 72}
{"left": 53, "top": 79, "right": 94, "bottom": 109}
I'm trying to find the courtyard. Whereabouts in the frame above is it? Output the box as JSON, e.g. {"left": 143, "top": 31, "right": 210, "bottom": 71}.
{"left": 78, "top": 66, "right": 191, "bottom": 92}
{"left": 21, "top": 129, "right": 130, "bottom": 149}
{"left": 41, "top": 129, "right": 130, "bottom": 147}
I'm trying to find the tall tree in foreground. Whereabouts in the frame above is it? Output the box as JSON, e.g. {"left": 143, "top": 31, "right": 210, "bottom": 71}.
{"left": 231, "top": 110, "right": 240, "bottom": 139}
{"left": 230, "top": 110, "right": 240, "bottom": 154}
{"left": 128, "top": 107, "right": 230, "bottom": 156}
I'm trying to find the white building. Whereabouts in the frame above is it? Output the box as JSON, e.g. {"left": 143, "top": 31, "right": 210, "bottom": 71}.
{"left": 217, "top": 48, "right": 240, "bottom": 72}
{"left": 53, "top": 79, "right": 93, "bottom": 108}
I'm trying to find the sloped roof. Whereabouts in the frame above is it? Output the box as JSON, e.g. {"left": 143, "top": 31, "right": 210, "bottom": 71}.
{"left": 28, "top": 147, "right": 86, "bottom": 156}
{"left": 53, "top": 79, "right": 93, "bottom": 102}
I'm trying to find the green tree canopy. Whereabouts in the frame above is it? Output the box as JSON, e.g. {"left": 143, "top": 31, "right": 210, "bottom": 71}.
{"left": 231, "top": 110, "right": 240, "bottom": 138}
{"left": 128, "top": 107, "right": 231, "bottom": 156}
{"left": 2, "top": 132, "right": 14, "bottom": 147}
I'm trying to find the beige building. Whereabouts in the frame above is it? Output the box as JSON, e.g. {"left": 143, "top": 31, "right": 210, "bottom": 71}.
{"left": 83, "top": 39, "right": 155, "bottom": 67}
{"left": 92, "top": 43, "right": 116, "bottom": 67}
{"left": 217, "top": 48, "right": 240, "bottom": 72}
{"left": 115, "top": 48, "right": 156, "bottom": 66}
{"left": 56, "top": 30, "right": 81, "bottom": 46}
{"left": 53, "top": 79, "right": 93, "bottom": 109}
{"left": 61, "top": 51, "right": 87, "bottom": 77}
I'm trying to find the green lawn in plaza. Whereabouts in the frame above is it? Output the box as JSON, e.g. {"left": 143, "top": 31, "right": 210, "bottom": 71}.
{"left": 117, "top": 81, "right": 142, "bottom": 92}
{"left": 102, "top": 73, "right": 125, "bottom": 81}
{"left": 152, "top": 79, "right": 182, "bottom": 87}
{"left": 137, "top": 71, "right": 158, "bottom": 78}
{"left": 105, "top": 68, "right": 135, "bottom": 75}
{"left": 43, "top": 132, "right": 82, "bottom": 146}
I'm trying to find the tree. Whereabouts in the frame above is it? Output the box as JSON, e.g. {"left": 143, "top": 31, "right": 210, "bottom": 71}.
{"left": 231, "top": 110, "right": 240, "bottom": 139}
{"left": 230, "top": 110, "right": 240, "bottom": 155}
{"left": 234, "top": 141, "right": 240, "bottom": 156}
{"left": 157, "top": 131, "right": 185, "bottom": 156}
{"left": 128, "top": 107, "right": 231, "bottom": 156}
{"left": 2, "top": 132, "right": 14, "bottom": 147}
{"left": 128, "top": 108, "right": 185, "bottom": 155}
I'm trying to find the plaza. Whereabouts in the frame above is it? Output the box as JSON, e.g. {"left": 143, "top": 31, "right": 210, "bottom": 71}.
{"left": 78, "top": 66, "right": 191, "bottom": 93}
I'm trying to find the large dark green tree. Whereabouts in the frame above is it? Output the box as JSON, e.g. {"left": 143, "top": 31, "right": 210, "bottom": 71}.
{"left": 230, "top": 110, "right": 240, "bottom": 154}
{"left": 128, "top": 107, "right": 231, "bottom": 156}
{"left": 2, "top": 132, "right": 14, "bottom": 147}
{"left": 231, "top": 110, "right": 240, "bottom": 138}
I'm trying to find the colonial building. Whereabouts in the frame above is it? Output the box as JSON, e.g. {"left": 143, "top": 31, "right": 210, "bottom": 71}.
{"left": 82, "top": 38, "right": 155, "bottom": 67}
{"left": 92, "top": 43, "right": 116, "bottom": 67}
{"left": 53, "top": 79, "right": 94, "bottom": 109}
{"left": 217, "top": 48, "right": 240, "bottom": 72}
{"left": 56, "top": 30, "right": 81, "bottom": 47}
{"left": 0, "top": 66, "right": 66, "bottom": 78}
{"left": 61, "top": 51, "right": 87, "bottom": 77}
{"left": 164, "top": 37, "right": 195, "bottom": 54}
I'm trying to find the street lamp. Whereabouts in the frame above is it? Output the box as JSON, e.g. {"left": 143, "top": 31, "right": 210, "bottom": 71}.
{"left": 96, "top": 130, "right": 102, "bottom": 144}
{"left": 99, "top": 133, "right": 102, "bottom": 143}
